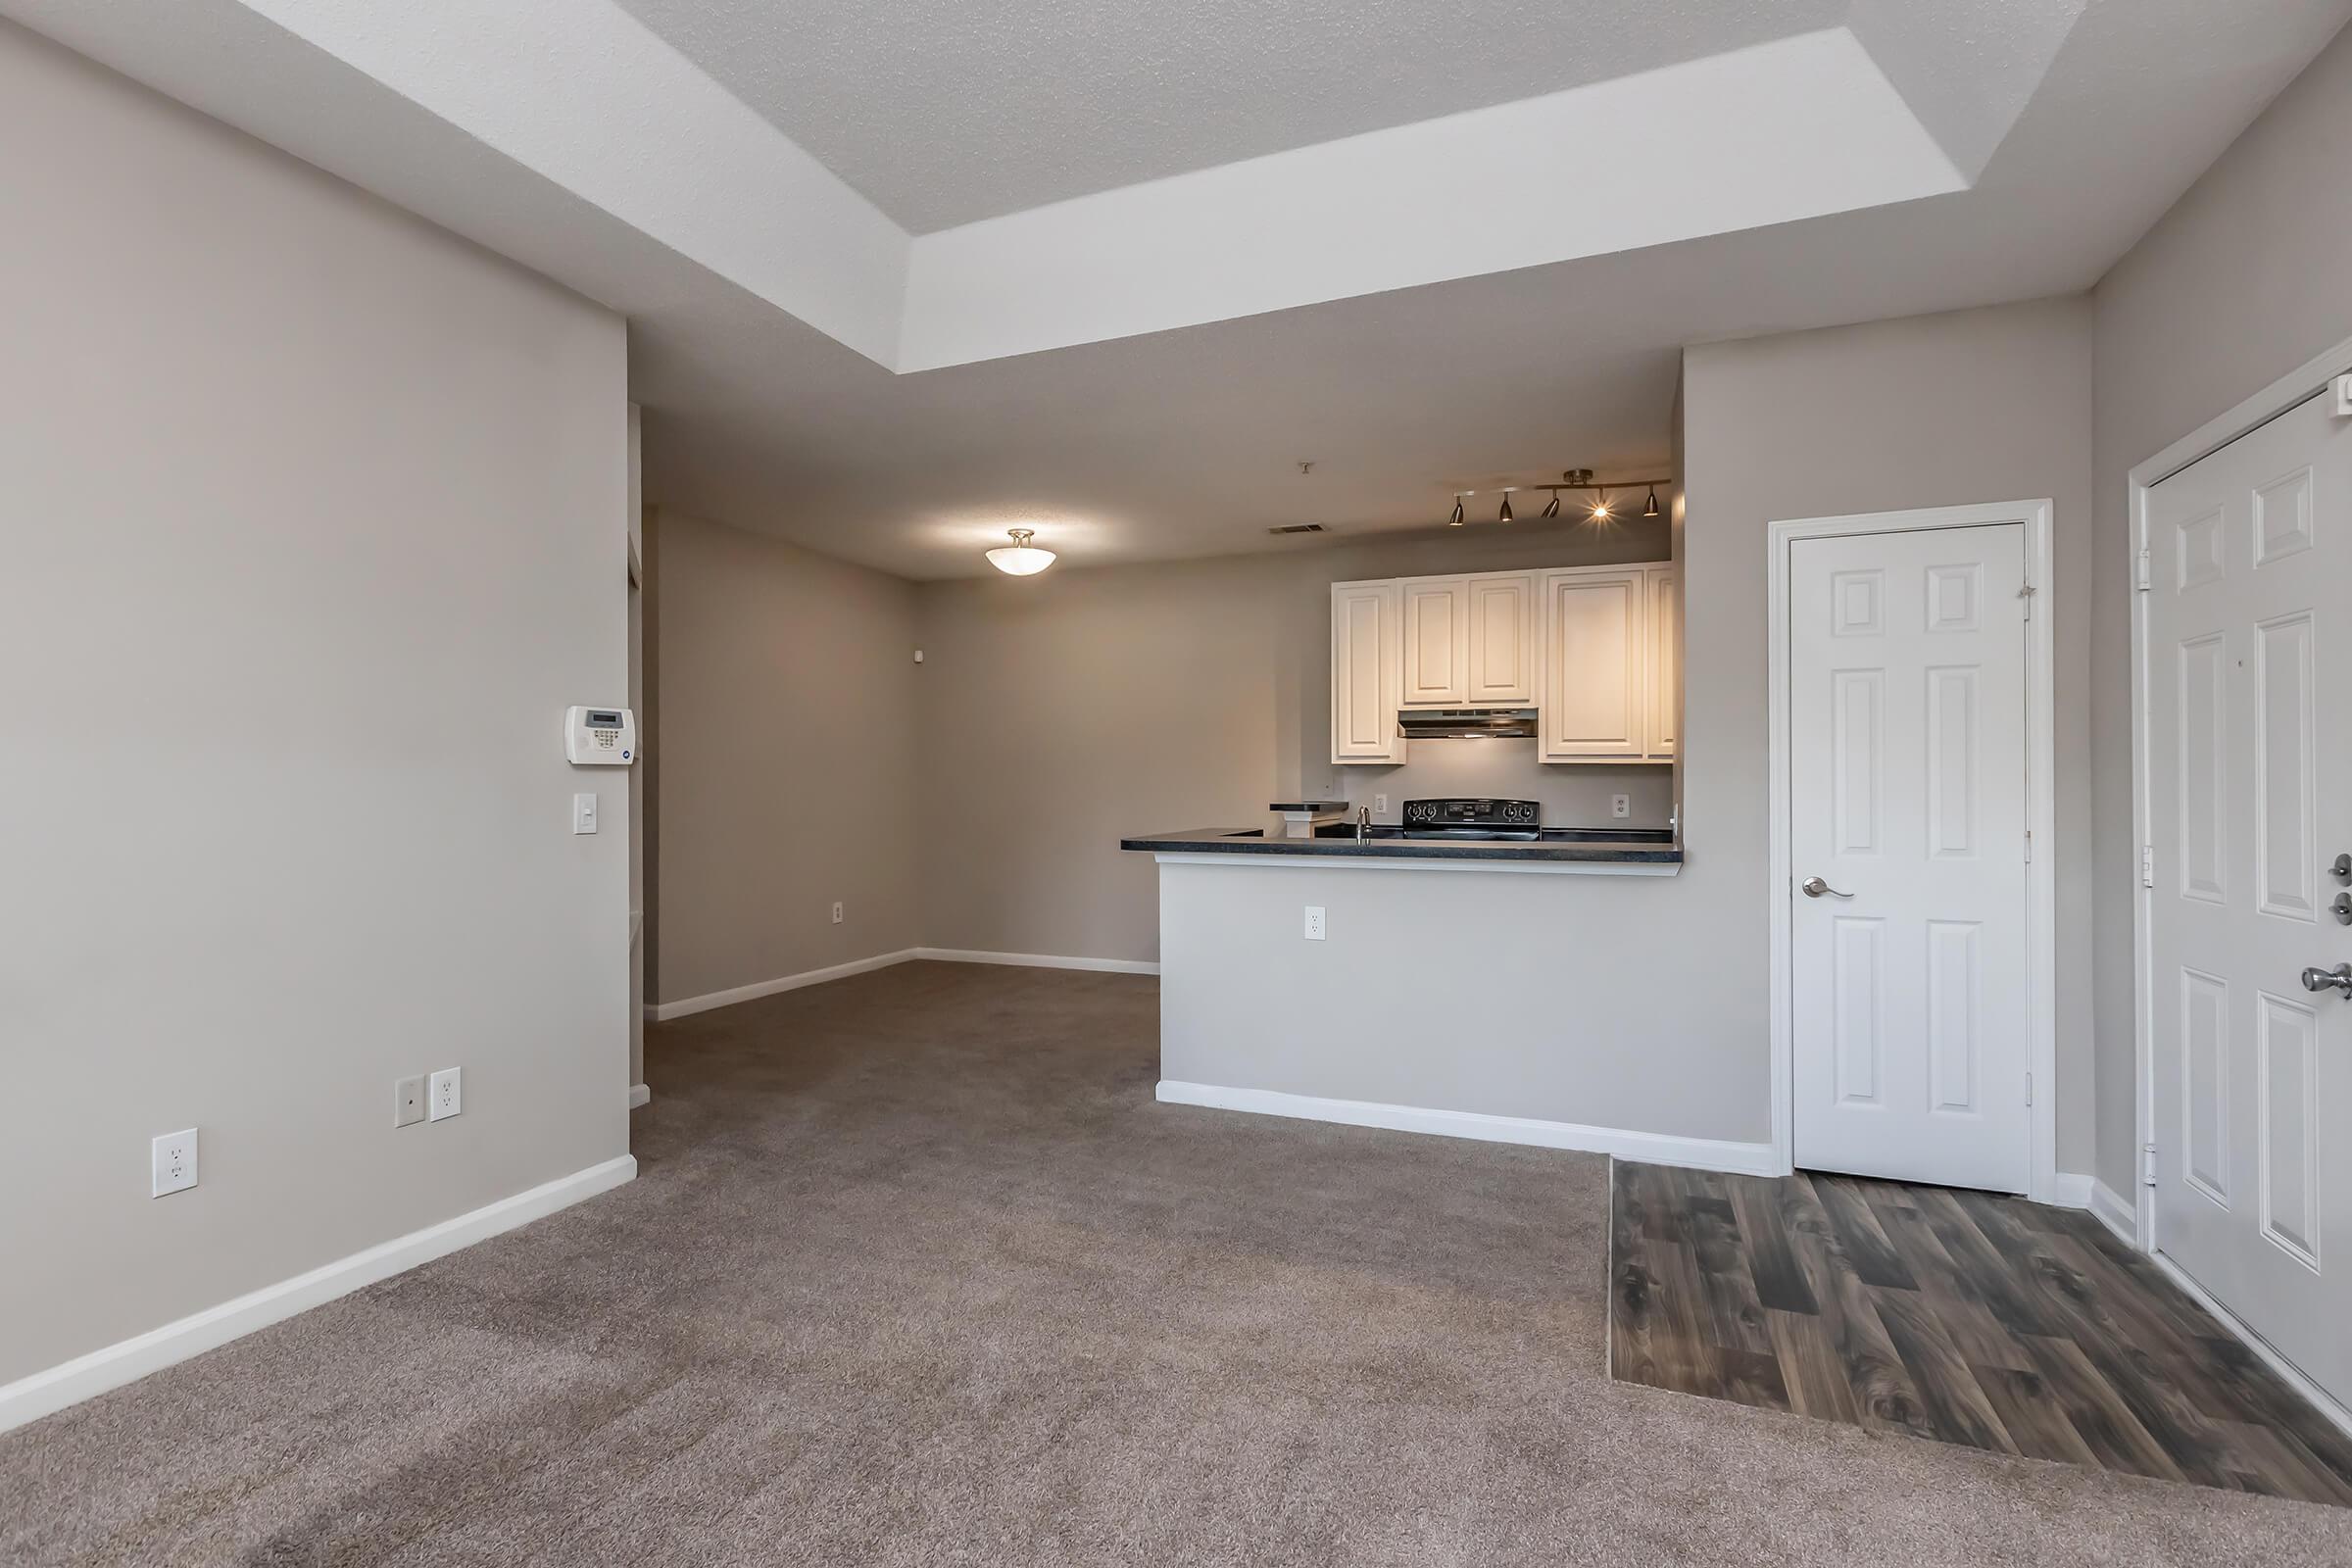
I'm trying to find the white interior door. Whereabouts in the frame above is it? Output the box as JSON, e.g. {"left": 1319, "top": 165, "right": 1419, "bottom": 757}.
{"left": 1789, "top": 523, "right": 2031, "bottom": 1192}
{"left": 2147, "top": 388, "right": 2352, "bottom": 1408}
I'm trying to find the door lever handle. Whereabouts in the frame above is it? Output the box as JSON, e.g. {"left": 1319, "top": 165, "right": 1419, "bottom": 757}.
{"left": 1800, "top": 876, "right": 1854, "bottom": 900}
{"left": 2301, "top": 963, "right": 2352, "bottom": 997}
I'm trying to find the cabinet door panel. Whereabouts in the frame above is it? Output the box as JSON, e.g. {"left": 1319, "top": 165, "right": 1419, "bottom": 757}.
{"left": 1332, "top": 581, "right": 1405, "bottom": 762}
{"left": 1401, "top": 578, "right": 1469, "bottom": 707}
{"left": 1646, "top": 565, "right": 1679, "bottom": 759}
{"left": 1465, "top": 573, "right": 1536, "bottom": 705}
{"left": 1542, "top": 568, "right": 1646, "bottom": 760}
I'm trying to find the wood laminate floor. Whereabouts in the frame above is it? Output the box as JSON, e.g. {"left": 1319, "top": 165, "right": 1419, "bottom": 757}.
{"left": 1609, "top": 1160, "right": 2352, "bottom": 1505}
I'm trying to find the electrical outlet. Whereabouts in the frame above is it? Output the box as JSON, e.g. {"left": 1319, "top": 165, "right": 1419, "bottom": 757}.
{"left": 1303, "top": 905, "right": 1327, "bottom": 941}
{"left": 428, "top": 1067, "right": 462, "bottom": 1122}
{"left": 831, "top": 901, "right": 845, "bottom": 925}
{"left": 572, "top": 793, "right": 598, "bottom": 834}
{"left": 394, "top": 1074, "right": 426, "bottom": 1128}
{"left": 151, "top": 1128, "right": 199, "bottom": 1198}
{"left": 1372, "top": 795, "right": 1388, "bottom": 815}
{"left": 1611, "top": 794, "right": 1631, "bottom": 819}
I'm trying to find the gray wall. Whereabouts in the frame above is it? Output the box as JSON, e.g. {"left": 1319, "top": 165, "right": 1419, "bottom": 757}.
{"left": 2087, "top": 22, "right": 2352, "bottom": 1195}
{"left": 1159, "top": 860, "right": 1740, "bottom": 1140}
{"left": 0, "top": 24, "right": 630, "bottom": 1384}
{"left": 1681, "top": 296, "right": 2096, "bottom": 1165}
{"left": 651, "top": 510, "right": 922, "bottom": 1004}
{"left": 912, "top": 523, "right": 1672, "bottom": 965}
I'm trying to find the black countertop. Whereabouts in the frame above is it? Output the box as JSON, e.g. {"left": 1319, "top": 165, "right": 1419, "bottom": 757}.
{"left": 1119, "top": 825, "right": 1683, "bottom": 865}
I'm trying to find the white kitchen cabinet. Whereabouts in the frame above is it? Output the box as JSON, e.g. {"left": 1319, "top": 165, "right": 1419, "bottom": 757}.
{"left": 1398, "top": 571, "right": 1536, "bottom": 709}
{"left": 1399, "top": 577, "right": 1468, "bottom": 706}
{"left": 1539, "top": 566, "right": 1648, "bottom": 761}
{"left": 1643, "top": 564, "right": 1679, "bottom": 760}
{"left": 1464, "top": 572, "right": 1536, "bottom": 705}
{"left": 1332, "top": 564, "right": 1671, "bottom": 766}
{"left": 1331, "top": 579, "right": 1406, "bottom": 763}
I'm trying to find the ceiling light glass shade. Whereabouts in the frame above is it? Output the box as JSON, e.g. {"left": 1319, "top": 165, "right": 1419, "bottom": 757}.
{"left": 986, "top": 527, "right": 1055, "bottom": 575}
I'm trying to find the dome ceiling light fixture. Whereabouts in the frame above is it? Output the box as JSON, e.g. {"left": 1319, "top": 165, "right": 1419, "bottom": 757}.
{"left": 985, "top": 526, "right": 1056, "bottom": 576}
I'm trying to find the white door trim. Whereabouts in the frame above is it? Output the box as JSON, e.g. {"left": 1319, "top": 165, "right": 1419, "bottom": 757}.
{"left": 1768, "top": 500, "right": 2058, "bottom": 1199}
{"left": 2129, "top": 333, "right": 2352, "bottom": 1257}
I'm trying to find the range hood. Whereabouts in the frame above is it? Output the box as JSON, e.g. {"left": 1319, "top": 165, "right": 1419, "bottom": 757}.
{"left": 1396, "top": 708, "right": 1538, "bottom": 739}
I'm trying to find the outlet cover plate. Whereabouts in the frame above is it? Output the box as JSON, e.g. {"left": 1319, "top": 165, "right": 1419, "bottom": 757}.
{"left": 428, "top": 1067, "right": 462, "bottom": 1122}
{"left": 152, "top": 1128, "right": 199, "bottom": 1197}
{"left": 1303, "top": 906, "right": 1327, "bottom": 941}
{"left": 395, "top": 1075, "right": 426, "bottom": 1128}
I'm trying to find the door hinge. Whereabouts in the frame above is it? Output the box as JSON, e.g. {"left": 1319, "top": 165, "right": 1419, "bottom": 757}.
{"left": 2025, "top": 1071, "right": 2034, "bottom": 1106}
{"left": 2135, "top": 548, "right": 2152, "bottom": 592}
{"left": 2025, "top": 828, "right": 2034, "bottom": 863}
{"left": 2141, "top": 845, "right": 2155, "bottom": 888}
{"left": 2019, "top": 580, "right": 2034, "bottom": 619}
{"left": 2142, "top": 1143, "right": 2159, "bottom": 1188}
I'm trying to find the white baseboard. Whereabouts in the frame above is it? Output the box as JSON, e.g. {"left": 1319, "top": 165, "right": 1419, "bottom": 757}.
{"left": 2148, "top": 1250, "right": 2352, "bottom": 1445}
{"left": 2049, "top": 1171, "right": 2092, "bottom": 1209}
{"left": 0, "top": 1153, "right": 637, "bottom": 1436}
{"left": 1155, "top": 1080, "right": 1781, "bottom": 1176}
{"left": 652, "top": 949, "right": 919, "bottom": 1020}
{"left": 2088, "top": 1178, "right": 2140, "bottom": 1246}
{"left": 649, "top": 948, "right": 1154, "bottom": 1024}
{"left": 627, "top": 1082, "right": 651, "bottom": 1109}
{"left": 913, "top": 947, "right": 1159, "bottom": 975}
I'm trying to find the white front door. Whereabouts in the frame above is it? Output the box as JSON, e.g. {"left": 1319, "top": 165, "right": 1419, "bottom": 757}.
{"left": 1789, "top": 523, "right": 2032, "bottom": 1192}
{"left": 2147, "top": 388, "right": 2352, "bottom": 1408}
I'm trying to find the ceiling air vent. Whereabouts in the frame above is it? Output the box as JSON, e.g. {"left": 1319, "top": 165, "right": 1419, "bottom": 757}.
{"left": 1268, "top": 523, "right": 1326, "bottom": 535}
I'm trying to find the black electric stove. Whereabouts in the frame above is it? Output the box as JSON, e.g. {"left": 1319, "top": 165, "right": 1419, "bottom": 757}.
{"left": 1399, "top": 798, "right": 1542, "bottom": 840}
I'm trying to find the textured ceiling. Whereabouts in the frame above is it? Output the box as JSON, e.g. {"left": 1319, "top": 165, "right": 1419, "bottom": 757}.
{"left": 608, "top": 0, "right": 1846, "bottom": 231}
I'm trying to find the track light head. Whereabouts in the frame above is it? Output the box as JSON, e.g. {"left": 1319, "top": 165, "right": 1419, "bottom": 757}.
{"left": 1498, "top": 489, "right": 1514, "bottom": 524}
{"left": 1643, "top": 485, "right": 1661, "bottom": 519}
{"left": 1541, "top": 492, "right": 1561, "bottom": 519}
{"left": 1590, "top": 489, "right": 1613, "bottom": 522}
{"left": 1447, "top": 494, "right": 1466, "bottom": 527}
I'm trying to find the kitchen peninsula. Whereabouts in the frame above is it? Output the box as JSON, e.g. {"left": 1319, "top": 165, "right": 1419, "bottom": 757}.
{"left": 1111, "top": 539, "right": 1746, "bottom": 1165}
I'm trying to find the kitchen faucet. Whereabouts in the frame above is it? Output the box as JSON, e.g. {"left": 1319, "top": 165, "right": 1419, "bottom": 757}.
{"left": 1355, "top": 804, "right": 1370, "bottom": 843}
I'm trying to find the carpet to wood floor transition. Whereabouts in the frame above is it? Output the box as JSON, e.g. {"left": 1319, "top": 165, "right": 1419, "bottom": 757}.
{"left": 6, "top": 961, "right": 2351, "bottom": 1565}
{"left": 1608, "top": 1159, "right": 2352, "bottom": 1506}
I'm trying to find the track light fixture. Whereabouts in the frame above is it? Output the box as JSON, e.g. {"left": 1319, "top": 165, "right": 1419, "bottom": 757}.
{"left": 1438, "top": 471, "right": 1667, "bottom": 529}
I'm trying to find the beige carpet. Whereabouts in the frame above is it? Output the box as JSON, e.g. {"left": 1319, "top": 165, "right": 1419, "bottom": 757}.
{"left": 6, "top": 960, "right": 2347, "bottom": 1565}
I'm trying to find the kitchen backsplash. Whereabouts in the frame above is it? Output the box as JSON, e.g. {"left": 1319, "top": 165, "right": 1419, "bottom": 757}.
{"left": 1312, "top": 738, "right": 1675, "bottom": 828}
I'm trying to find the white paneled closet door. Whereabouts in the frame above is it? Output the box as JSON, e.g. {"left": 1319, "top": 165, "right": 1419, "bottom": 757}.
{"left": 2147, "top": 388, "right": 2352, "bottom": 1410}
{"left": 1788, "top": 523, "right": 2031, "bottom": 1193}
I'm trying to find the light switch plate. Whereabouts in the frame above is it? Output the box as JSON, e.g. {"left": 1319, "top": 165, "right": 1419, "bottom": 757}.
{"left": 572, "top": 793, "right": 598, "bottom": 834}
{"left": 428, "top": 1067, "right": 462, "bottom": 1122}
{"left": 152, "top": 1128, "right": 199, "bottom": 1197}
